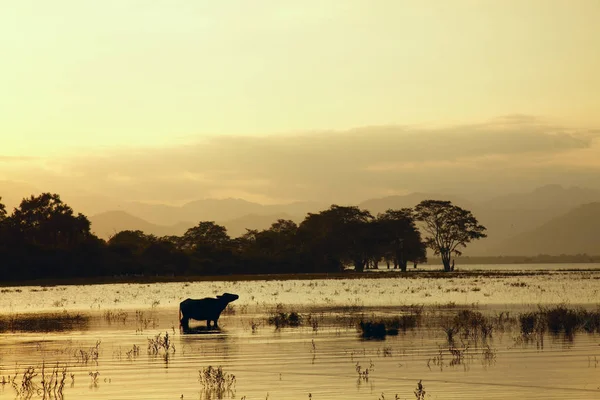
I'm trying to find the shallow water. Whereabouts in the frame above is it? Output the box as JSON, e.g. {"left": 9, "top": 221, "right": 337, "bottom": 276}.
{"left": 1, "top": 266, "right": 599, "bottom": 399}
{"left": 1, "top": 264, "right": 599, "bottom": 313}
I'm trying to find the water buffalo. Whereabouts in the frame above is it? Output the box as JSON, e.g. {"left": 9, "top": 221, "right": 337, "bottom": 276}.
{"left": 179, "top": 293, "right": 239, "bottom": 329}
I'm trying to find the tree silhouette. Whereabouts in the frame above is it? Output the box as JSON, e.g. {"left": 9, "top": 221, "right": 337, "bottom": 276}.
{"left": 0, "top": 197, "right": 6, "bottom": 221}
{"left": 108, "top": 230, "right": 156, "bottom": 255}
{"left": 414, "top": 200, "right": 486, "bottom": 272}
{"left": 9, "top": 193, "right": 92, "bottom": 249}
{"left": 298, "top": 205, "right": 374, "bottom": 272}
{"left": 377, "top": 208, "right": 427, "bottom": 271}
{"left": 181, "top": 221, "right": 230, "bottom": 251}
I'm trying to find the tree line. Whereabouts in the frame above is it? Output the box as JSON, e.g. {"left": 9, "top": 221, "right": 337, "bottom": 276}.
{"left": 0, "top": 193, "right": 486, "bottom": 281}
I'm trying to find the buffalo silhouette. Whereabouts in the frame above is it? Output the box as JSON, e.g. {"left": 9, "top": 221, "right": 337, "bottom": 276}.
{"left": 179, "top": 293, "right": 239, "bottom": 329}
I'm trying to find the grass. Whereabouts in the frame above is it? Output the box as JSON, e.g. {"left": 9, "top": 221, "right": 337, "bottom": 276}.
{"left": 0, "top": 312, "right": 89, "bottom": 332}
{"left": 518, "top": 305, "right": 600, "bottom": 336}
{"left": 147, "top": 332, "right": 175, "bottom": 362}
{"left": 198, "top": 366, "right": 236, "bottom": 399}
{"left": 414, "top": 380, "right": 426, "bottom": 400}
{"left": 103, "top": 309, "right": 128, "bottom": 324}
{"left": 267, "top": 305, "right": 303, "bottom": 328}
{"left": 442, "top": 310, "right": 493, "bottom": 344}
{"left": 74, "top": 340, "right": 101, "bottom": 364}
{"left": 2, "top": 364, "right": 69, "bottom": 399}
{"left": 358, "top": 312, "right": 421, "bottom": 339}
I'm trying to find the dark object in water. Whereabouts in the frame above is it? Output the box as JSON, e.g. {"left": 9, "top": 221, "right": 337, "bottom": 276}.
{"left": 179, "top": 293, "right": 239, "bottom": 329}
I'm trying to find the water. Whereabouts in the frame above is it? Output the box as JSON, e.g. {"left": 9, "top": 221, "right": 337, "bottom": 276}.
{"left": 1, "top": 265, "right": 599, "bottom": 399}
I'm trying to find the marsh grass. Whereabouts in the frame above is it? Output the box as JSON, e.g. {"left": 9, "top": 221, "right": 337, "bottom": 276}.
{"left": 74, "top": 340, "right": 101, "bottom": 364}
{"left": 355, "top": 360, "right": 374, "bottom": 382}
{"left": 147, "top": 332, "right": 175, "bottom": 362}
{"left": 103, "top": 309, "right": 128, "bottom": 324}
{"left": 198, "top": 366, "right": 235, "bottom": 399}
{"left": 135, "top": 310, "right": 158, "bottom": 333}
{"left": 414, "top": 380, "right": 426, "bottom": 400}
{"left": 518, "top": 305, "right": 600, "bottom": 337}
{"left": 267, "top": 305, "right": 303, "bottom": 329}
{"left": 0, "top": 312, "right": 89, "bottom": 333}
{"left": 3, "top": 364, "right": 68, "bottom": 399}
{"left": 358, "top": 312, "right": 421, "bottom": 339}
{"left": 442, "top": 310, "right": 493, "bottom": 344}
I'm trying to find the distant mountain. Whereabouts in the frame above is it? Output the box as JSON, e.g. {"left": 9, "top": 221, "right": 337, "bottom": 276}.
{"left": 481, "top": 184, "right": 600, "bottom": 210}
{"left": 359, "top": 192, "right": 473, "bottom": 215}
{"left": 222, "top": 213, "right": 299, "bottom": 238}
{"left": 89, "top": 211, "right": 192, "bottom": 239}
{"left": 118, "top": 198, "right": 324, "bottom": 226}
{"left": 491, "top": 202, "right": 600, "bottom": 256}
{"left": 12, "top": 182, "right": 600, "bottom": 256}
{"left": 467, "top": 185, "right": 600, "bottom": 255}
{"left": 356, "top": 185, "right": 600, "bottom": 256}
{"left": 90, "top": 210, "right": 300, "bottom": 240}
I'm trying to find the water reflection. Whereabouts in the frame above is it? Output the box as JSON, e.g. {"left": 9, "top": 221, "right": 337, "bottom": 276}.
{"left": 0, "top": 312, "right": 89, "bottom": 333}
{"left": 181, "top": 325, "right": 222, "bottom": 335}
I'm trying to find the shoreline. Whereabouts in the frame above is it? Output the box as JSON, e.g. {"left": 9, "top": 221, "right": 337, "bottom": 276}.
{"left": 3, "top": 267, "right": 600, "bottom": 288}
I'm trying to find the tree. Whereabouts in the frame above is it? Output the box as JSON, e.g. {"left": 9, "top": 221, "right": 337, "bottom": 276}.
{"left": 377, "top": 208, "right": 427, "bottom": 271}
{"left": 414, "top": 200, "right": 486, "bottom": 272}
{"left": 0, "top": 197, "right": 6, "bottom": 221}
{"left": 108, "top": 230, "right": 156, "bottom": 255}
{"left": 238, "top": 220, "right": 301, "bottom": 273}
{"left": 298, "top": 205, "right": 374, "bottom": 272}
{"left": 8, "top": 193, "right": 92, "bottom": 249}
{"left": 180, "top": 221, "right": 230, "bottom": 251}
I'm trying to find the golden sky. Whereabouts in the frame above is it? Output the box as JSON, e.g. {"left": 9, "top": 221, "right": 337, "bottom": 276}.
{"left": 1, "top": 0, "right": 599, "bottom": 157}
{"left": 1, "top": 1, "right": 600, "bottom": 210}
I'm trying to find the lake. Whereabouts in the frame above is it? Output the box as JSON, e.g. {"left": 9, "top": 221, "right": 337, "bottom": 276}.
{"left": 1, "top": 264, "right": 599, "bottom": 399}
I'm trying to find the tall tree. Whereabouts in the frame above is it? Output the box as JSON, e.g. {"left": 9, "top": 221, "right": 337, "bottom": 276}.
{"left": 236, "top": 220, "right": 301, "bottom": 273}
{"left": 0, "top": 197, "right": 6, "bottom": 221}
{"left": 108, "top": 230, "right": 156, "bottom": 255}
{"left": 9, "top": 193, "right": 92, "bottom": 249}
{"left": 180, "top": 221, "right": 230, "bottom": 251}
{"left": 377, "top": 208, "right": 427, "bottom": 271}
{"left": 414, "top": 200, "right": 486, "bottom": 272}
{"left": 298, "top": 205, "right": 374, "bottom": 272}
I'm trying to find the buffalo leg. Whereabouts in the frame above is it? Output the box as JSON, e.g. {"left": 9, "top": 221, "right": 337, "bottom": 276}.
{"left": 181, "top": 317, "right": 189, "bottom": 330}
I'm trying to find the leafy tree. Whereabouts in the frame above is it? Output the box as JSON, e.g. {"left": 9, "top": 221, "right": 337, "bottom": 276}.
{"left": 140, "top": 239, "right": 189, "bottom": 276}
{"left": 238, "top": 220, "right": 301, "bottom": 273}
{"left": 377, "top": 208, "right": 427, "bottom": 271}
{"left": 414, "top": 200, "right": 486, "bottom": 272}
{"left": 298, "top": 205, "right": 374, "bottom": 272}
{"left": 108, "top": 230, "right": 156, "bottom": 255}
{"left": 8, "top": 193, "right": 92, "bottom": 249}
{"left": 180, "top": 221, "right": 230, "bottom": 251}
{"left": 0, "top": 197, "right": 6, "bottom": 221}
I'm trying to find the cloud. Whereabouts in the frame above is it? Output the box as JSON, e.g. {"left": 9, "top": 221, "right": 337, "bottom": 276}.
{"left": 2, "top": 116, "right": 599, "bottom": 208}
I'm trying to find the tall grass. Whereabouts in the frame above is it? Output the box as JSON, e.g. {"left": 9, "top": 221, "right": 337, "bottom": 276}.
{"left": 442, "top": 310, "right": 493, "bottom": 344}
{"left": 519, "top": 305, "right": 600, "bottom": 336}
{"left": 358, "top": 312, "right": 421, "bottom": 339}
{"left": 199, "top": 366, "right": 235, "bottom": 399}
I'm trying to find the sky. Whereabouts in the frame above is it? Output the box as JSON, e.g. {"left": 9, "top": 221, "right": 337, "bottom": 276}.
{"left": 1, "top": 1, "right": 600, "bottom": 210}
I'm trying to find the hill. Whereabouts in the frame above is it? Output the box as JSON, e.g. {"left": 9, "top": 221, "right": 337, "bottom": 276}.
{"left": 89, "top": 210, "right": 299, "bottom": 240}
{"left": 492, "top": 202, "right": 600, "bottom": 256}
{"left": 359, "top": 192, "right": 473, "bottom": 215}
{"left": 222, "top": 213, "right": 299, "bottom": 238}
{"left": 89, "top": 211, "right": 191, "bottom": 239}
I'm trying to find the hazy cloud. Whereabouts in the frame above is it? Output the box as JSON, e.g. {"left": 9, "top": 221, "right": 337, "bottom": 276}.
{"left": 2, "top": 116, "right": 600, "bottom": 210}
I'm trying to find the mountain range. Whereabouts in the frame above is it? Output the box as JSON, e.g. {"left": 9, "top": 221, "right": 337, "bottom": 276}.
{"left": 2, "top": 182, "right": 600, "bottom": 256}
